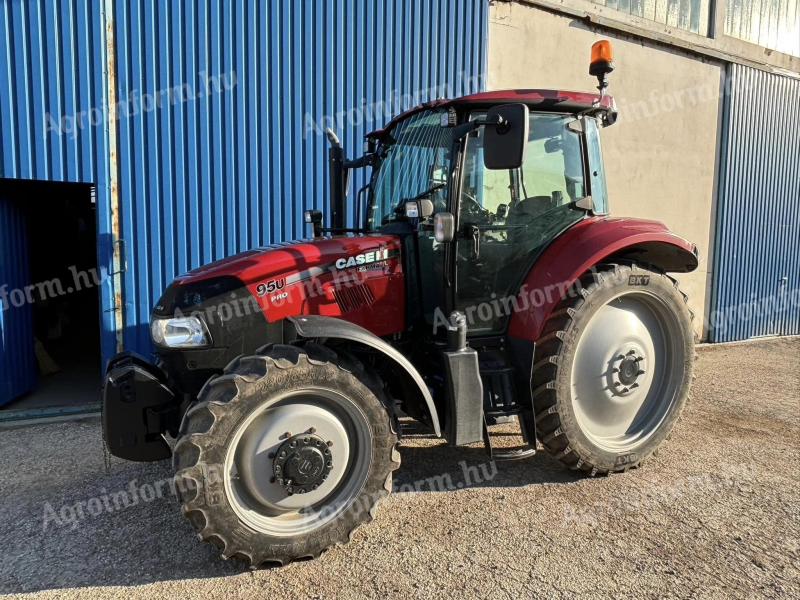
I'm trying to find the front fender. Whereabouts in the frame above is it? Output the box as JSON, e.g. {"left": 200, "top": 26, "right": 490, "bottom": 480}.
{"left": 508, "top": 216, "right": 698, "bottom": 342}
{"left": 288, "top": 315, "right": 441, "bottom": 437}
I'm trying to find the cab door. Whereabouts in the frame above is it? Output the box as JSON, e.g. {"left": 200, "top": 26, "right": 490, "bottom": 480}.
{"left": 453, "top": 112, "right": 590, "bottom": 335}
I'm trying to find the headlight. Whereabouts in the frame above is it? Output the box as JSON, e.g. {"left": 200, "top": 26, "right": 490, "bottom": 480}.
{"left": 151, "top": 316, "right": 211, "bottom": 348}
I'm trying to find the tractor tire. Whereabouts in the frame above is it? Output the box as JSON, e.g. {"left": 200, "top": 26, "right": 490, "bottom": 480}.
{"left": 172, "top": 343, "right": 399, "bottom": 567}
{"left": 533, "top": 263, "right": 694, "bottom": 475}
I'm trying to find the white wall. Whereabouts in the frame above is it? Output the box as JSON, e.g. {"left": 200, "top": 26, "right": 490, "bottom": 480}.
{"left": 489, "top": 1, "right": 725, "bottom": 338}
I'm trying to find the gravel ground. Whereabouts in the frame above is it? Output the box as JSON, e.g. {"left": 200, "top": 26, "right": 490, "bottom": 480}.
{"left": 1, "top": 337, "right": 798, "bottom": 599}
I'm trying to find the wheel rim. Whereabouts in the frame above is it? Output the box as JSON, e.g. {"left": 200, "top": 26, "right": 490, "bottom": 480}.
{"left": 570, "top": 291, "right": 685, "bottom": 452}
{"left": 223, "top": 388, "right": 372, "bottom": 537}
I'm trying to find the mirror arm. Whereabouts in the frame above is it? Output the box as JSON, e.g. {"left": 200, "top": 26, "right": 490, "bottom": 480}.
{"left": 450, "top": 113, "right": 506, "bottom": 141}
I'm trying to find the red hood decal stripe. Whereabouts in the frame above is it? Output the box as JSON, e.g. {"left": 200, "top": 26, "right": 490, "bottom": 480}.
{"left": 175, "top": 235, "right": 402, "bottom": 287}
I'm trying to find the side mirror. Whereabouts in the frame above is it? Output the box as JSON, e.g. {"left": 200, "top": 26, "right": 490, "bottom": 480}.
{"left": 433, "top": 212, "right": 455, "bottom": 243}
{"left": 483, "top": 103, "right": 529, "bottom": 170}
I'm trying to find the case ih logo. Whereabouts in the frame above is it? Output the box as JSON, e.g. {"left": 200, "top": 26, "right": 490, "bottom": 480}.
{"left": 335, "top": 248, "right": 390, "bottom": 270}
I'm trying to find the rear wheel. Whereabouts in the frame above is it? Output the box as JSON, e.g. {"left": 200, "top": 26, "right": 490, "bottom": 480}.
{"left": 173, "top": 343, "right": 399, "bottom": 566}
{"left": 533, "top": 263, "right": 694, "bottom": 475}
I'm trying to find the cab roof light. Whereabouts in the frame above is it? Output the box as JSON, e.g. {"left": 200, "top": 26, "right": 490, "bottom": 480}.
{"left": 590, "top": 40, "right": 614, "bottom": 71}
{"left": 589, "top": 40, "right": 614, "bottom": 97}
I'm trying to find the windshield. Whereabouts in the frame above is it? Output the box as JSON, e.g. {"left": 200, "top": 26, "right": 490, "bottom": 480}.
{"left": 367, "top": 109, "right": 455, "bottom": 230}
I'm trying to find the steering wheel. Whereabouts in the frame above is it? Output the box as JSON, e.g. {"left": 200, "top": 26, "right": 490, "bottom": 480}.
{"left": 461, "top": 191, "right": 494, "bottom": 224}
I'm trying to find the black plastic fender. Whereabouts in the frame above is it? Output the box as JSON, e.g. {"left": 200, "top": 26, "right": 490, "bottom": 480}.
{"left": 288, "top": 315, "right": 441, "bottom": 437}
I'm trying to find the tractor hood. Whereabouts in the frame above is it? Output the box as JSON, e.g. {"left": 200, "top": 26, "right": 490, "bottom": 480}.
{"left": 157, "top": 234, "right": 406, "bottom": 338}
{"left": 175, "top": 234, "right": 402, "bottom": 287}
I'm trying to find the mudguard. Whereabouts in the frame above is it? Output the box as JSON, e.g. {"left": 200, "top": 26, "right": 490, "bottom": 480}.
{"left": 508, "top": 216, "right": 698, "bottom": 342}
{"left": 288, "top": 315, "right": 441, "bottom": 437}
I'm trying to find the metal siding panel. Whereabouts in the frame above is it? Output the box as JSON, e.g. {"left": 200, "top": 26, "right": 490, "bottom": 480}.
{"left": 107, "top": 0, "right": 487, "bottom": 355}
{"left": 724, "top": 0, "right": 800, "bottom": 57}
{"left": 0, "top": 0, "right": 488, "bottom": 366}
{"left": 0, "top": 0, "right": 486, "bottom": 359}
{"left": 711, "top": 64, "right": 800, "bottom": 342}
{"left": 593, "top": 0, "right": 711, "bottom": 34}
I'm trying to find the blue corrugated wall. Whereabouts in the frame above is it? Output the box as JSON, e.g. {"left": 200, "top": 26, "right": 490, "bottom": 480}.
{"left": 0, "top": 0, "right": 117, "bottom": 365}
{"left": 710, "top": 64, "right": 800, "bottom": 342}
{"left": 114, "top": 0, "right": 487, "bottom": 353}
{"left": 0, "top": 0, "right": 488, "bottom": 365}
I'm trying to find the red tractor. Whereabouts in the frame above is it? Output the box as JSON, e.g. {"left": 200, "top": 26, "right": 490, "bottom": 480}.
{"left": 103, "top": 42, "right": 697, "bottom": 566}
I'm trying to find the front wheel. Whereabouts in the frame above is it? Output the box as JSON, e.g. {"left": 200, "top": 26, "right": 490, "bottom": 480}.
{"left": 173, "top": 343, "right": 399, "bottom": 566}
{"left": 533, "top": 263, "right": 695, "bottom": 475}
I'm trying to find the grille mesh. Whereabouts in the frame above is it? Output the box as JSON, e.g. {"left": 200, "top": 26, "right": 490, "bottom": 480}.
{"left": 332, "top": 284, "right": 376, "bottom": 313}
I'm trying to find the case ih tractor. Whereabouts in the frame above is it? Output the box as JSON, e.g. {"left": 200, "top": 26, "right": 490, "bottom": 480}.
{"left": 103, "top": 42, "right": 697, "bottom": 566}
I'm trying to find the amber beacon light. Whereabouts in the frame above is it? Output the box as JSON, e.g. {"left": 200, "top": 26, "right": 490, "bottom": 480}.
{"left": 589, "top": 40, "right": 614, "bottom": 95}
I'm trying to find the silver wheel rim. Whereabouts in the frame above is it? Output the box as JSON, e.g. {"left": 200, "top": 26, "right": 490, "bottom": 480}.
{"left": 223, "top": 388, "right": 372, "bottom": 537}
{"left": 570, "top": 291, "right": 684, "bottom": 452}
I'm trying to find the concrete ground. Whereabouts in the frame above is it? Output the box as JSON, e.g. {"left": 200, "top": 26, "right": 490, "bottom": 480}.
{"left": 1, "top": 337, "right": 798, "bottom": 599}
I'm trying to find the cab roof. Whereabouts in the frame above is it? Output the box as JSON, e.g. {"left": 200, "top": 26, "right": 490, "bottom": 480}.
{"left": 368, "top": 89, "right": 617, "bottom": 139}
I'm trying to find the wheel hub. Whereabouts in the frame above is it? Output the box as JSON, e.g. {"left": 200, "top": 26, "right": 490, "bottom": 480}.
{"left": 613, "top": 349, "right": 646, "bottom": 392}
{"left": 272, "top": 433, "right": 333, "bottom": 495}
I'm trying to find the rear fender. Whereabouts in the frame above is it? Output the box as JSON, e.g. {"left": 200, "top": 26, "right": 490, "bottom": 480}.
{"left": 508, "top": 217, "right": 698, "bottom": 342}
{"left": 288, "top": 316, "right": 441, "bottom": 437}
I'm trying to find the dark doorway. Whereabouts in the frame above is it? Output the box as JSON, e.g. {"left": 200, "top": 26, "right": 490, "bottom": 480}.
{"left": 0, "top": 179, "right": 100, "bottom": 417}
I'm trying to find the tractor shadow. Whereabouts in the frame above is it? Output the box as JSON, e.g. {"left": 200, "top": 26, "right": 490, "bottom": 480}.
{"left": 393, "top": 429, "right": 582, "bottom": 493}
{"left": 0, "top": 422, "right": 581, "bottom": 595}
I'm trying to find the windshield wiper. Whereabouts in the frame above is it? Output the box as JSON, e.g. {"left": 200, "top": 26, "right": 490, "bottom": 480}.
{"left": 407, "top": 182, "right": 445, "bottom": 203}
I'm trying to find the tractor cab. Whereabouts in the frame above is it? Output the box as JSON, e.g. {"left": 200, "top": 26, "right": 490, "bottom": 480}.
{"left": 356, "top": 89, "right": 617, "bottom": 336}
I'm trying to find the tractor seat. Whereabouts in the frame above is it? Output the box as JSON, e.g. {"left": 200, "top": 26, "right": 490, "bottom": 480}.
{"left": 508, "top": 195, "right": 557, "bottom": 221}
{"left": 506, "top": 195, "right": 557, "bottom": 244}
